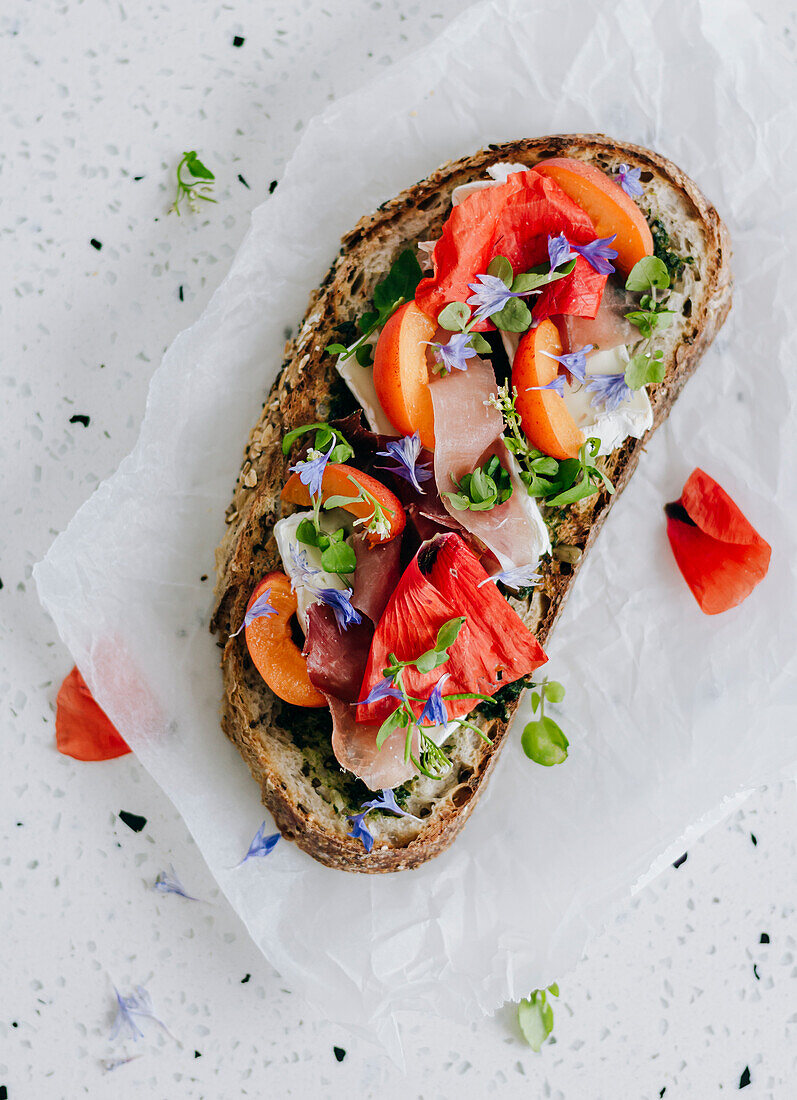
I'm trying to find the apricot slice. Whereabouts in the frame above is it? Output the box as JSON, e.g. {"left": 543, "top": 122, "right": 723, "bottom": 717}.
{"left": 535, "top": 157, "right": 654, "bottom": 274}
{"left": 244, "top": 573, "right": 326, "bottom": 707}
{"left": 373, "top": 301, "right": 437, "bottom": 448}
{"left": 281, "top": 462, "right": 405, "bottom": 546}
{"left": 512, "top": 319, "right": 585, "bottom": 461}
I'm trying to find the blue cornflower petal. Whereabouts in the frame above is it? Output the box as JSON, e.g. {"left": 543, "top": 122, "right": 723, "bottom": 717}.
{"left": 428, "top": 331, "right": 479, "bottom": 373}
{"left": 230, "top": 588, "right": 278, "bottom": 637}
{"left": 376, "top": 433, "right": 433, "bottom": 494}
{"left": 346, "top": 810, "right": 374, "bottom": 852}
{"left": 548, "top": 232, "right": 576, "bottom": 272}
{"left": 288, "top": 544, "right": 320, "bottom": 589}
{"left": 585, "top": 371, "right": 632, "bottom": 412}
{"left": 361, "top": 788, "right": 421, "bottom": 820}
{"left": 572, "top": 234, "right": 618, "bottom": 275}
{"left": 290, "top": 439, "right": 334, "bottom": 499}
{"left": 110, "top": 985, "right": 170, "bottom": 1042}
{"left": 467, "top": 273, "right": 516, "bottom": 321}
{"left": 524, "top": 375, "right": 566, "bottom": 398}
{"left": 316, "top": 587, "right": 362, "bottom": 632}
{"left": 478, "top": 563, "right": 542, "bottom": 590}
{"left": 417, "top": 674, "right": 450, "bottom": 727}
{"left": 540, "top": 344, "right": 594, "bottom": 383}
{"left": 236, "top": 821, "right": 280, "bottom": 866}
{"left": 615, "top": 163, "right": 643, "bottom": 198}
{"left": 357, "top": 676, "right": 404, "bottom": 706}
{"left": 153, "top": 865, "right": 198, "bottom": 900}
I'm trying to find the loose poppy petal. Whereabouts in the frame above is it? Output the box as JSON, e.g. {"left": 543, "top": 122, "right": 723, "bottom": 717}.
{"left": 55, "top": 666, "right": 131, "bottom": 761}
{"left": 665, "top": 469, "right": 771, "bottom": 615}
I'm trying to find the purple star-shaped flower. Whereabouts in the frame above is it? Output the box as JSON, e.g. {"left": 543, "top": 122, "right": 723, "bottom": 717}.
{"left": 548, "top": 232, "right": 576, "bottom": 272}
{"left": 153, "top": 865, "right": 198, "bottom": 901}
{"left": 615, "top": 163, "right": 643, "bottom": 198}
{"left": 236, "top": 821, "right": 280, "bottom": 866}
{"left": 417, "top": 674, "right": 450, "bottom": 727}
{"left": 230, "top": 588, "right": 277, "bottom": 637}
{"left": 316, "top": 587, "right": 362, "bottom": 631}
{"left": 540, "top": 344, "right": 594, "bottom": 384}
{"left": 357, "top": 676, "right": 403, "bottom": 707}
{"left": 288, "top": 544, "right": 320, "bottom": 589}
{"left": 289, "top": 439, "right": 334, "bottom": 499}
{"left": 361, "top": 788, "right": 421, "bottom": 820}
{"left": 346, "top": 810, "right": 374, "bottom": 853}
{"left": 572, "top": 234, "right": 618, "bottom": 275}
{"left": 478, "top": 563, "right": 542, "bottom": 590}
{"left": 467, "top": 274, "right": 539, "bottom": 322}
{"left": 376, "top": 432, "right": 433, "bottom": 494}
{"left": 585, "top": 372, "right": 632, "bottom": 412}
{"left": 524, "top": 374, "right": 566, "bottom": 399}
{"left": 428, "top": 331, "right": 480, "bottom": 373}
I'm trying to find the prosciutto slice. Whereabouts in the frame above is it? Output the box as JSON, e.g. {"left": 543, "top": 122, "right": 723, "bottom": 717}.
{"left": 429, "top": 358, "right": 543, "bottom": 571}
{"left": 351, "top": 532, "right": 401, "bottom": 624}
{"left": 558, "top": 276, "right": 638, "bottom": 353}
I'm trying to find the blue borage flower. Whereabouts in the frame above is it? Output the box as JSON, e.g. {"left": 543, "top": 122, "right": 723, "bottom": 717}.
{"left": 548, "top": 232, "right": 576, "bottom": 272}
{"left": 110, "top": 985, "right": 170, "bottom": 1042}
{"left": 289, "top": 438, "right": 334, "bottom": 499}
{"left": 376, "top": 432, "right": 433, "bottom": 494}
{"left": 524, "top": 375, "right": 566, "bottom": 399}
{"left": 357, "top": 675, "right": 403, "bottom": 707}
{"left": 153, "top": 865, "right": 198, "bottom": 901}
{"left": 427, "top": 331, "right": 480, "bottom": 373}
{"left": 288, "top": 544, "right": 320, "bottom": 589}
{"left": 615, "top": 163, "right": 643, "bottom": 198}
{"left": 585, "top": 371, "right": 632, "bottom": 412}
{"left": 540, "top": 344, "right": 594, "bottom": 384}
{"left": 230, "top": 588, "right": 277, "bottom": 637}
{"left": 572, "top": 234, "right": 618, "bottom": 275}
{"left": 417, "top": 673, "right": 450, "bottom": 727}
{"left": 466, "top": 274, "right": 538, "bottom": 322}
{"left": 478, "top": 563, "right": 542, "bottom": 591}
{"left": 346, "top": 810, "right": 374, "bottom": 853}
{"left": 236, "top": 821, "right": 280, "bottom": 866}
{"left": 316, "top": 587, "right": 362, "bottom": 631}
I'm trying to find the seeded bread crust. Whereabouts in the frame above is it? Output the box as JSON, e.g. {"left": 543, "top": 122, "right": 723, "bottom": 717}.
{"left": 211, "top": 134, "right": 732, "bottom": 873}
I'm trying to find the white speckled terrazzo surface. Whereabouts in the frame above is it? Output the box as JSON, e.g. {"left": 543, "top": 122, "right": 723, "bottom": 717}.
{"left": 2, "top": 1, "right": 796, "bottom": 1096}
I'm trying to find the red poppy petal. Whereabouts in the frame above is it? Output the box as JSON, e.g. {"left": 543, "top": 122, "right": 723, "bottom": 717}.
{"left": 55, "top": 666, "right": 131, "bottom": 761}
{"left": 681, "top": 467, "right": 768, "bottom": 548}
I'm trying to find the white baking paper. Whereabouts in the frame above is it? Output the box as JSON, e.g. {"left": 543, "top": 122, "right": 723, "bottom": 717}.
{"left": 34, "top": 0, "right": 797, "bottom": 1053}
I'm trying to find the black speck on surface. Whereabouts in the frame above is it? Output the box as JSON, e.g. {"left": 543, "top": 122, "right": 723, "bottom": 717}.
{"left": 119, "top": 810, "right": 146, "bottom": 833}
{"left": 200, "top": 574, "right": 208, "bottom": 582}
{"left": 739, "top": 1065, "right": 751, "bottom": 1088}
{"left": 241, "top": 973, "right": 251, "bottom": 984}
{"left": 69, "top": 414, "right": 90, "bottom": 428}
{"left": 133, "top": 175, "right": 144, "bottom": 181}
{"left": 760, "top": 932, "right": 770, "bottom": 943}
{"left": 194, "top": 1050, "right": 202, "bottom": 1058}
{"left": 90, "top": 238, "right": 102, "bottom": 251}
{"left": 269, "top": 179, "right": 278, "bottom": 194}
{"left": 0, "top": 1085, "right": 7, "bottom": 1099}
{"left": 751, "top": 833, "right": 757, "bottom": 845}
{"left": 0, "top": 578, "right": 3, "bottom": 591}
{"left": 659, "top": 1090, "right": 666, "bottom": 1098}
{"left": 333, "top": 1046, "right": 346, "bottom": 1063}
{"left": 178, "top": 285, "right": 184, "bottom": 302}
{"left": 11, "top": 1022, "right": 18, "bottom": 1028}
{"left": 672, "top": 852, "right": 688, "bottom": 869}
{"left": 753, "top": 964, "right": 760, "bottom": 980}
{"left": 238, "top": 173, "right": 250, "bottom": 189}
{"left": 232, "top": 34, "right": 245, "bottom": 47}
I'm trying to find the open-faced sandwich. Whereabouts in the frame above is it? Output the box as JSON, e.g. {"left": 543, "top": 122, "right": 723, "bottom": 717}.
{"left": 211, "top": 134, "right": 731, "bottom": 872}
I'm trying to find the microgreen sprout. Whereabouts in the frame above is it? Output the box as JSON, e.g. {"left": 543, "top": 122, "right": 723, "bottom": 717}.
{"left": 518, "top": 983, "right": 560, "bottom": 1051}
{"left": 445, "top": 454, "right": 513, "bottom": 512}
{"left": 322, "top": 473, "right": 397, "bottom": 540}
{"left": 170, "top": 151, "right": 217, "bottom": 216}
{"left": 623, "top": 256, "right": 675, "bottom": 390}
{"left": 295, "top": 521, "right": 356, "bottom": 577}
{"left": 521, "top": 680, "right": 568, "bottom": 766}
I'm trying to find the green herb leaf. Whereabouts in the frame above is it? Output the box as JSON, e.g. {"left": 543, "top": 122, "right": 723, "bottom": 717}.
{"left": 487, "top": 255, "right": 513, "bottom": 288}
{"left": 282, "top": 422, "right": 330, "bottom": 455}
{"left": 625, "top": 351, "right": 666, "bottom": 390}
{"left": 322, "top": 493, "right": 362, "bottom": 510}
{"left": 518, "top": 991, "right": 555, "bottom": 1052}
{"left": 437, "top": 302, "right": 471, "bottom": 331}
{"left": 490, "top": 296, "right": 532, "bottom": 333}
{"left": 521, "top": 716, "right": 569, "bottom": 766}
{"left": 376, "top": 707, "right": 406, "bottom": 750}
{"left": 625, "top": 255, "right": 670, "bottom": 292}
{"left": 435, "top": 616, "right": 466, "bottom": 652}
{"left": 544, "top": 680, "right": 566, "bottom": 704}
{"left": 530, "top": 690, "right": 541, "bottom": 712}
{"left": 372, "top": 250, "right": 423, "bottom": 321}
{"left": 184, "top": 151, "right": 214, "bottom": 180}
{"left": 325, "top": 342, "right": 348, "bottom": 356}
{"left": 354, "top": 343, "right": 374, "bottom": 367}
{"left": 468, "top": 332, "right": 492, "bottom": 354}
{"left": 414, "top": 649, "right": 449, "bottom": 674}
{"left": 296, "top": 518, "right": 321, "bottom": 547}
{"left": 320, "top": 542, "right": 356, "bottom": 575}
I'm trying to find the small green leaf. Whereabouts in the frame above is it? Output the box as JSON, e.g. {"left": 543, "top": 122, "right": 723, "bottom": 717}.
{"left": 282, "top": 421, "right": 330, "bottom": 455}
{"left": 625, "top": 255, "right": 670, "bottom": 292}
{"left": 547, "top": 983, "right": 560, "bottom": 998}
{"left": 355, "top": 343, "right": 374, "bottom": 367}
{"left": 437, "top": 302, "right": 470, "bottom": 331}
{"left": 358, "top": 309, "right": 379, "bottom": 333}
{"left": 322, "top": 493, "right": 362, "bottom": 510}
{"left": 532, "top": 456, "right": 560, "bottom": 476}
{"left": 544, "top": 680, "right": 566, "bottom": 704}
{"left": 530, "top": 691, "right": 541, "bottom": 712}
{"left": 435, "top": 616, "right": 466, "bottom": 652}
{"left": 320, "top": 542, "right": 356, "bottom": 575}
{"left": 185, "top": 151, "right": 214, "bottom": 180}
{"left": 468, "top": 332, "right": 492, "bottom": 354}
{"left": 325, "top": 342, "right": 348, "bottom": 356}
{"left": 330, "top": 443, "right": 354, "bottom": 463}
{"left": 487, "top": 255, "right": 514, "bottom": 288}
{"left": 444, "top": 492, "right": 471, "bottom": 511}
{"left": 296, "top": 518, "right": 320, "bottom": 546}
{"left": 518, "top": 992, "right": 554, "bottom": 1052}
{"left": 376, "top": 707, "right": 405, "bottom": 750}
{"left": 625, "top": 351, "right": 666, "bottom": 390}
{"left": 623, "top": 309, "right": 656, "bottom": 339}
{"left": 414, "top": 649, "right": 448, "bottom": 674}
{"left": 491, "top": 297, "right": 532, "bottom": 333}
{"left": 521, "top": 716, "right": 569, "bottom": 766}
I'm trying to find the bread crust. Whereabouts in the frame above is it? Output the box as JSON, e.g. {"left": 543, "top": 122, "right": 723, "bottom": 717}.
{"left": 211, "top": 134, "right": 732, "bottom": 873}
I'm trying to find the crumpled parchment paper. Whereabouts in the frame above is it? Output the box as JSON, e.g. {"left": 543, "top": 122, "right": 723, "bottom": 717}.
{"left": 35, "top": 0, "right": 797, "bottom": 1053}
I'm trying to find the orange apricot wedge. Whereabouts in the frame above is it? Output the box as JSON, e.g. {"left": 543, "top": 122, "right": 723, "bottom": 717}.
{"left": 281, "top": 462, "right": 405, "bottom": 546}
{"left": 512, "top": 319, "right": 585, "bottom": 461}
{"left": 534, "top": 157, "right": 654, "bottom": 274}
{"left": 243, "top": 573, "right": 326, "bottom": 708}
{"left": 372, "top": 301, "right": 437, "bottom": 449}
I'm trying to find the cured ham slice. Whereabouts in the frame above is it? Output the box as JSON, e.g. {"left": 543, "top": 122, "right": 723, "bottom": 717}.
{"left": 304, "top": 605, "right": 374, "bottom": 703}
{"left": 328, "top": 697, "right": 419, "bottom": 791}
{"left": 351, "top": 532, "right": 402, "bottom": 623}
{"left": 557, "top": 276, "right": 638, "bottom": 353}
{"left": 429, "top": 358, "right": 545, "bottom": 571}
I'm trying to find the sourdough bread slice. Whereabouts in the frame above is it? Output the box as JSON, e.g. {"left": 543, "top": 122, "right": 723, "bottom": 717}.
{"left": 211, "top": 134, "right": 732, "bottom": 873}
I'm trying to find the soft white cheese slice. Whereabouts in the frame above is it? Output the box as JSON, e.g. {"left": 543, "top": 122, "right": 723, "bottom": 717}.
{"left": 333, "top": 332, "right": 397, "bottom": 436}
{"left": 451, "top": 161, "right": 529, "bottom": 207}
{"left": 274, "top": 510, "right": 352, "bottom": 634}
{"left": 561, "top": 346, "right": 653, "bottom": 457}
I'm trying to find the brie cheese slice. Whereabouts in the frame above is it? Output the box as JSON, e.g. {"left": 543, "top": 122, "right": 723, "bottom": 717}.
{"left": 333, "top": 331, "right": 397, "bottom": 436}
{"left": 274, "top": 510, "right": 352, "bottom": 634}
{"left": 561, "top": 346, "right": 653, "bottom": 457}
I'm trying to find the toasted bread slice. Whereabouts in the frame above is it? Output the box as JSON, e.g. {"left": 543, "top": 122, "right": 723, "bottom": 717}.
{"left": 211, "top": 134, "right": 731, "bottom": 873}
